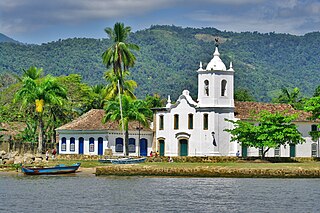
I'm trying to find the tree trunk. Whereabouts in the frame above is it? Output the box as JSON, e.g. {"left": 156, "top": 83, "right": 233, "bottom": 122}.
{"left": 262, "top": 147, "right": 270, "bottom": 160}
{"left": 125, "top": 130, "right": 129, "bottom": 156}
{"left": 52, "top": 112, "right": 57, "bottom": 144}
{"left": 38, "top": 116, "right": 44, "bottom": 153}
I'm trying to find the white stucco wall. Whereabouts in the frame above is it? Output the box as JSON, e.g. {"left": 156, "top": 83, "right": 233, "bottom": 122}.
{"left": 57, "top": 130, "right": 153, "bottom": 156}
{"left": 155, "top": 97, "right": 236, "bottom": 157}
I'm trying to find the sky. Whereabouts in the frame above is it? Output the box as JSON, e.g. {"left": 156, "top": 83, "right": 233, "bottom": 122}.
{"left": 0, "top": 0, "right": 319, "bottom": 44}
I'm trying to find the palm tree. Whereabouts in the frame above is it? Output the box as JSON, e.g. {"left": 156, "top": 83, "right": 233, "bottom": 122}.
{"left": 102, "top": 22, "right": 139, "bottom": 93}
{"left": 273, "top": 87, "right": 303, "bottom": 109}
{"left": 14, "top": 75, "right": 67, "bottom": 153}
{"left": 104, "top": 69, "right": 137, "bottom": 100}
{"left": 103, "top": 95, "right": 152, "bottom": 156}
{"left": 23, "top": 66, "right": 43, "bottom": 80}
{"left": 14, "top": 66, "right": 43, "bottom": 82}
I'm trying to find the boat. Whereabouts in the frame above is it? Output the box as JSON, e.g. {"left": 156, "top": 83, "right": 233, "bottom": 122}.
{"left": 109, "top": 157, "right": 146, "bottom": 164}
{"left": 98, "top": 158, "right": 130, "bottom": 164}
{"left": 21, "top": 163, "right": 81, "bottom": 175}
{"left": 98, "top": 159, "right": 112, "bottom": 163}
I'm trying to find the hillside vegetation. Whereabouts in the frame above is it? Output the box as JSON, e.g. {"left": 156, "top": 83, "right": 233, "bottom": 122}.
{"left": 1, "top": 25, "right": 320, "bottom": 102}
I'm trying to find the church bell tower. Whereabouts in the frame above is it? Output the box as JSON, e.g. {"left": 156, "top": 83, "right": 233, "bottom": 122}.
{"left": 197, "top": 46, "right": 234, "bottom": 108}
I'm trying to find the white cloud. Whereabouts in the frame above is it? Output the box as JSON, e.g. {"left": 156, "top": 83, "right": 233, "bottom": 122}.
{"left": 0, "top": 0, "right": 319, "bottom": 36}
{"left": 0, "top": 0, "right": 174, "bottom": 34}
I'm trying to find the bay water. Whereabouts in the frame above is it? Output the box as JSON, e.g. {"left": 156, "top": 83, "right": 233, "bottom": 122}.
{"left": 1, "top": 172, "right": 320, "bottom": 213}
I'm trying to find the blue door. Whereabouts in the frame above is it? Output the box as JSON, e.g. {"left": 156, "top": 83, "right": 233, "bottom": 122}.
{"left": 140, "top": 138, "right": 147, "bottom": 156}
{"left": 79, "top": 137, "right": 84, "bottom": 154}
{"left": 98, "top": 137, "right": 103, "bottom": 155}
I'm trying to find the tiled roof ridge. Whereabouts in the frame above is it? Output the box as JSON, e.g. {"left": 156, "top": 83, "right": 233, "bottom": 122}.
{"left": 56, "top": 109, "right": 152, "bottom": 131}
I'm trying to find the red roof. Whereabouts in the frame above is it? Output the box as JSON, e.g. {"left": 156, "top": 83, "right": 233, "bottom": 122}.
{"left": 56, "top": 109, "right": 151, "bottom": 131}
{"left": 235, "top": 101, "right": 314, "bottom": 122}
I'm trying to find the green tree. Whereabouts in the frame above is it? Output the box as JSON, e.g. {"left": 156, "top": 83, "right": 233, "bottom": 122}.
{"left": 104, "top": 69, "right": 137, "bottom": 100}
{"left": 304, "top": 96, "right": 320, "bottom": 121}
{"left": 144, "top": 93, "right": 165, "bottom": 108}
{"left": 103, "top": 95, "right": 152, "bottom": 156}
{"left": 16, "top": 119, "right": 38, "bottom": 150}
{"left": 272, "top": 87, "right": 304, "bottom": 109}
{"left": 304, "top": 92, "right": 320, "bottom": 142}
{"left": 313, "top": 85, "right": 320, "bottom": 97}
{"left": 102, "top": 22, "right": 139, "bottom": 93}
{"left": 82, "top": 84, "right": 108, "bottom": 111}
{"left": 234, "top": 88, "right": 255, "bottom": 102}
{"left": 14, "top": 74, "right": 67, "bottom": 153}
{"left": 14, "top": 66, "right": 43, "bottom": 82}
{"left": 225, "top": 110, "right": 305, "bottom": 159}
{"left": 22, "top": 66, "right": 43, "bottom": 80}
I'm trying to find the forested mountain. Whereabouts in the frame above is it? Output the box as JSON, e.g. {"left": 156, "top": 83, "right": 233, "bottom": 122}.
{"left": 0, "top": 25, "right": 319, "bottom": 102}
{"left": 0, "top": 33, "right": 19, "bottom": 43}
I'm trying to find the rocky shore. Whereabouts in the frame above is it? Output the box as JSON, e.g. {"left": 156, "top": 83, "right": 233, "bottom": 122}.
{"left": 0, "top": 150, "right": 46, "bottom": 165}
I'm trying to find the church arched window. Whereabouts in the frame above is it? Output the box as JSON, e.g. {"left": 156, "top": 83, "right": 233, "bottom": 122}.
{"left": 204, "top": 80, "right": 209, "bottom": 96}
{"left": 221, "top": 80, "right": 227, "bottom": 96}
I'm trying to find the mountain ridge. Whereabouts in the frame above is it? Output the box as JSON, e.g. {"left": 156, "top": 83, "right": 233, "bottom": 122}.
{"left": 0, "top": 25, "right": 319, "bottom": 102}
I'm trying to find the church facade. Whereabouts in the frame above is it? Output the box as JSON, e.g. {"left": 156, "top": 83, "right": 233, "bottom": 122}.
{"left": 153, "top": 47, "right": 237, "bottom": 156}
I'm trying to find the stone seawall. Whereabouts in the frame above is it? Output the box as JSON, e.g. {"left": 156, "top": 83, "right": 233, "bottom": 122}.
{"left": 56, "top": 155, "right": 320, "bottom": 163}
{"left": 95, "top": 165, "right": 320, "bottom": 178}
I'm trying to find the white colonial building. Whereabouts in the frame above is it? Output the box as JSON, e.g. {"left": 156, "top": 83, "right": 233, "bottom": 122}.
{"left": 234, "top": 101, "right": 319, "bottom": 158}
{"left": 56, "top": 109, "right": 153, "bottom": 156}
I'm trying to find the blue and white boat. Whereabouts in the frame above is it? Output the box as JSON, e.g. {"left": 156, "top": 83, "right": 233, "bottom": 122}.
{"left": 21, "top": 163, "right": 81, "bottom": 175}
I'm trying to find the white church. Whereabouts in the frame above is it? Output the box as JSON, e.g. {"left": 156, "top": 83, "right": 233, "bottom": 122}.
{"left": 57, "top": 46, "right": 319, "bottom": 158}
{"left": 153, "top": 46, "right": 236, "bottom": 157}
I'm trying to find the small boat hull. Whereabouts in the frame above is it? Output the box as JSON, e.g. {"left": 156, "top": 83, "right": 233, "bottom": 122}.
{"left": 98, "top": 158, "right": 130, "bottom": 164}
{"left": 110, "top": 157, "right": 146, "bottom": 164}
{"left": 21, "top": 163, "right": 81, "bottom": 175}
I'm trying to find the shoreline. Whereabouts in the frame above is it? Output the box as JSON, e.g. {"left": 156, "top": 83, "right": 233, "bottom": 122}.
{"left": 2, "top": 158, "right": 320, "bottom": 178}
{"left": 95, "top": 164, "right": 320, "bottom": 178}
{"left": 2, "top": 166, "right": 320, "bottom": 178}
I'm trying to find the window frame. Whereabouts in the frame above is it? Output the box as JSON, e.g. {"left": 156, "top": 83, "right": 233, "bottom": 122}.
{"left": 174, "top": 114, "right": 179, "bottom": 130}
{"left": 159, "top": 115, "right": 164, "bottom": 130}
{"left": 89, "top": 137, "right": 94, "bottom": 152}
{"left": 203, "top": 114, "right": 208, "bottom": 130}
{"left": 61, "top": 137, "right": 66, "bottom": 151}
{"left": 188, "top": 114, "right": 193, "bottom": 130}
{"left": 311, "top": 124, "right": 318, "bottom": 132}
{"left": 221, "top": 80, "right": 227, "bottom": 96}
{"left": 70, "top": 137, "right": 75, "bottom": 152}
{"left": 311, "top": 143, "right": 317, "bottom": 157}
{"left": 204, "top": 80, "right": 209, "bottom": 96}
{"left": 274, "top": 146, "right": 280, "bottom": 157}
{"left": 128, "top": 138, "right": 136, "bottom": 153}
{"left": 115, "top": 137, "right": 124, "bottom": 152}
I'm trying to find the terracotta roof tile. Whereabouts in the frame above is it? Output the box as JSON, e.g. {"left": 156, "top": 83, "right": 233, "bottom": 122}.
{"left": 235, "top": 101, "right": 313, "bottom": 122}
{"left": 56, "top": 109, "right": 152, "bottom": 131}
